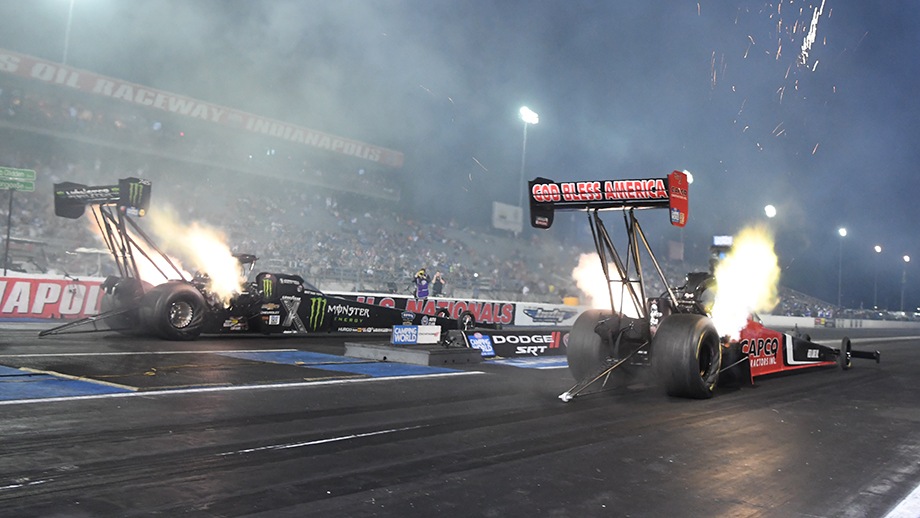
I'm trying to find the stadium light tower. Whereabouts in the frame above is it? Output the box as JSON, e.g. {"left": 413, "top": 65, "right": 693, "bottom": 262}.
{"left": 902, "top": 255, "right": 911, "bottom": 312}
{"left": 63, "top": 0, "right": 76, "bottom": 65}
{"left": 837, "top": 227, "right": 847, "bottom": 308}
{"left": 874, "top": 245, "right": 882, "bottom": 309}
{"left": 518, "top": 106, "right": 539, "bottom": 210}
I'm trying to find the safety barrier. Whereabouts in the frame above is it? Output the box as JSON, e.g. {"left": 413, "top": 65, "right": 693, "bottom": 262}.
{"left": 0, "top": 274, "right": 105, "bottom": 320}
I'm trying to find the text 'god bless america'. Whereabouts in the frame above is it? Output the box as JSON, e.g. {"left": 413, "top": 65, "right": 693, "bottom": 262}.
{"left": 531, "top": 179, "right": 668, "bottom": 203}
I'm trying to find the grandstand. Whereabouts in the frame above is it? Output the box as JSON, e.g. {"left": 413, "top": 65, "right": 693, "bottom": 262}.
{"left": 0, "top": 49, "right": 873, "bottom": 317}
{"left": 0, "top": 49, "right": 598, "bottom": 303}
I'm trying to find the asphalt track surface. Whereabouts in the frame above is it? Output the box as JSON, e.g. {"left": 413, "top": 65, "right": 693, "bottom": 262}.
{"left": 1, "top": 323, "right": 919, "bottom": 517}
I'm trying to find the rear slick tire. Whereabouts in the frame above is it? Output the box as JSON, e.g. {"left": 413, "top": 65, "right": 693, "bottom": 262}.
{"left": 567, "top": 309, "right": 614, "bottom": 381}
{"left": 654, "top": 314, "right": 722, "bottom": 399}
{"left": 99, "top": 277, "right": 147, "bottom": 334}
{"left": 139, "top": 281, "right": 207, "bottom": 341}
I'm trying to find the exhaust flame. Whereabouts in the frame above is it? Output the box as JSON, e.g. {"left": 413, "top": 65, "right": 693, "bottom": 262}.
{"left": 148, "top": 210, "right": 245, "bottom": 305}
{"left": 134, "top": 242, "right": 191, "bottom": 286}
{"left": 710, "top": 225, "right": 780, "bottom": 339}
{"left": 83, "top": 208, "right": 245, "bottom": 305}
{"left": 572, "top": 253, "right": 642, "bottom": 318}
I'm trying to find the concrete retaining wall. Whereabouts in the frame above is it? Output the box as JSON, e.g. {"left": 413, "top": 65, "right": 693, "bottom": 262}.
{"left": 760, "top": 314, "right": 920, "bottom": 330}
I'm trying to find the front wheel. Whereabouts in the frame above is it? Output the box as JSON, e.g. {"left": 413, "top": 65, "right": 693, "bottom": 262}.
{"left": 654, "top": 314, "right": 722, "bottom": 399}
{"left": 139, "top": 281, "right": 207, "bottom": 341}
{"left": 457, "top": 310, "right": 476, "bottom": 331}
{"left": 839, "top": 337, "right": 852, "bottom": 370}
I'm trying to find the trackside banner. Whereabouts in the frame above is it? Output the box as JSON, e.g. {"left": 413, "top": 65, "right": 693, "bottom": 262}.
{"left": 331, "top": 293, "right": 589, "bottom": 327}
{"left": 0, "top": 276, "right": 104, "bottom": 320}
{"left": 332, "top": 294, "right": 517, "bottom": 326}
{"left": 391, "top": 325, "right": 441, "bottom": 345}
{"left": 461, "top": 328, "right": 570, "bottom": 358}
{"left": 0, "top": 48, "right": 404, "bottom": 168}
{"left": 528, "top": 170, "right": 689, "bottom": 229}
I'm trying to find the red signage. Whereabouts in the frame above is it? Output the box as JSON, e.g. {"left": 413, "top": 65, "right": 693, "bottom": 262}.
{"left": 346, "top": 294, "right": 516, "bottom": 326}
{"left": 667, "top": 170, "right": 689, "bottom": 227}
{"left": 0, "top": 277, "right": 104, "bottom": 319}
{"left": 531, "top": 179, "right": 668, "bottom": 204}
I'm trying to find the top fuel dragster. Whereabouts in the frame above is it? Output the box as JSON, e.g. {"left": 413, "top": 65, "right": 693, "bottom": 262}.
{"left": 528, "top": 171, "right": 880, "bottom": 401}
{"left": 39, "top": 178, "right": 480, "bottom": 341}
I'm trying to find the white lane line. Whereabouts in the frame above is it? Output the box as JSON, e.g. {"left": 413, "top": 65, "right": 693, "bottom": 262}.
{"left": 218, "top": 424, "right": 426, "bottom": 456}
{"left": 0, "top": 479, "right": 50, "bottom": 491}
{"left": 0, "top": 370, "right": 484, "bottom": 406}
{"left": 885, "top": 482, "right": 920, "bottom": 518}
{"left": 0, "top": 349, "right": 299, "bottom": 358}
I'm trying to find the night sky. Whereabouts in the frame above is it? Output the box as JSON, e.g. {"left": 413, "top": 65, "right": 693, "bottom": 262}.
{"left": 0, "top": 0, "right": 918, "bottom": 310}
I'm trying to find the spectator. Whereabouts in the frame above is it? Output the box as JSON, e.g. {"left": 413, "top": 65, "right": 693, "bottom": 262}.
{"left": 414, "top": 268, "right": 431, "bottom": 299}
{"left": 432, "top": 271, "right": 445, "bottom": 297}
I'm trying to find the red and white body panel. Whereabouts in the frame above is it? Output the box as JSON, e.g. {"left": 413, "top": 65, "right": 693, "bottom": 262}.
{"left": 736, "top": 319, "right": 837, "bottom": 383}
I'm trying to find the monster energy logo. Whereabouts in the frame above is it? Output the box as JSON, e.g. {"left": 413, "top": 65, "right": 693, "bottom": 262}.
{"left": 128, "top": 181, "right": 145, "bottom": 206}
{"left": 309, "top": 296, "right": 327, "bottom": 331}
{"left": 262, "top": 277, "right": 274, "bottom": 298}
{"left": 281, "top": 296, "right": 306, "bottom": 332}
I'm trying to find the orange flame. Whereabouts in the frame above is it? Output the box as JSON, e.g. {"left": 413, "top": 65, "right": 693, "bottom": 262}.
{"left": 147, "top": 209, "right": 245, "bottom": 305}
{"left": 572, "top": 253, "right": 642, "bottom": 318}
{"left": 84, "top": 208, "right": 245, "bottom": 305}
{"left": 710, "top": 225, "right": 780, "bottom": 338}
{"left": 83, "top": 212, "right": 191, "bottom": 285}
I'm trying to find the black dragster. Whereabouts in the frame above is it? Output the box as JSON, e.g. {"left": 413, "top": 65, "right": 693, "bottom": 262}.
{"left": 40, "top": 178, "right": 477, "bottom": 341}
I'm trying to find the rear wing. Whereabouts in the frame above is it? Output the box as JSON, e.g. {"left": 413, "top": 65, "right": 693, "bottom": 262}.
{"left": 53, "top": 177, "right": 151, "bottom": 219}
{"left": 528, "top": 170, "right": 689, "bottom": 229}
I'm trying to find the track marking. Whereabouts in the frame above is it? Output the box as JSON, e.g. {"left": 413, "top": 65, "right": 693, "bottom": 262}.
{"left": 0, "top": 479, "right": 50, "bottom": 491}
{"left": 217, "top": 424, "right": 426, "bottom": 456}
{"left": 18, "top": 366, "right": 137, "bottom": 391}
{"left": 0, "top": 370, "right": 484, "bottom": 406}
